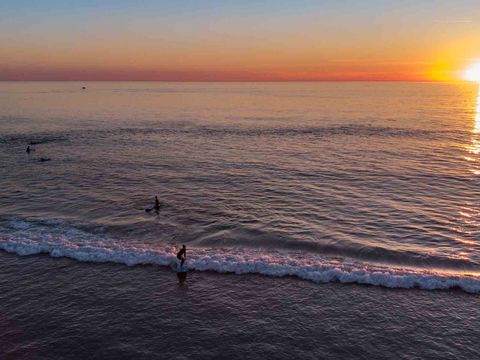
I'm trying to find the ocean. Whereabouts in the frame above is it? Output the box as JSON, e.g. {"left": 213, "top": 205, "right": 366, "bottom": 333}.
{"left": 0, "top": 81, "right": 479, "bottom": 359}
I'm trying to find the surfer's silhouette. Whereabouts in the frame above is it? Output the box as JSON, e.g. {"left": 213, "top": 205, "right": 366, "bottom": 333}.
{"left": 145, "top": 195, "right": 161, "bottom": 213}
{"left": 177, "top": 245, "right": 186, "bottom": 267}
{"left": 26, "top": 145, "right": 31, "bottom": 153}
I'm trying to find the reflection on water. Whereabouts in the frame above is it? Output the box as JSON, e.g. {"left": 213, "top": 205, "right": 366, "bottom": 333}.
{"left": 2, "top": 81, "right": 480, "bottom": 277}
{"left": 457, "top": 85, "right": 480, "bottom": 258}
{"left": 476, "top": 85, "right": 480, "bottom": 133}
{"left": 466, "top": 85, "right": 480, "bottom": 163}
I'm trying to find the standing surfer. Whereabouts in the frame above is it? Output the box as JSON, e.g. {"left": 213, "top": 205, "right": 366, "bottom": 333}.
{"left": 177, "top": 245, "right": 187, "bottom": 268}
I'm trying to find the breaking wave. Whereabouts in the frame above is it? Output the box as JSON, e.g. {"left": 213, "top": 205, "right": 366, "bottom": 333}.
{"left": 1, "top": 218, "right": 479, "bottom": 294}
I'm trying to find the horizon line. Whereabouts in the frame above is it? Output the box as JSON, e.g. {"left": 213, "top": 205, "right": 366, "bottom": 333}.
{"left": 0, "top": 79, "right": 459, "bottom": 83}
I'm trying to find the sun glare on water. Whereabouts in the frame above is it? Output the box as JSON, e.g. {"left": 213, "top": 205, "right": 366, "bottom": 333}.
{"left": 463, "top": 62, "right": 480, "bottom": 82}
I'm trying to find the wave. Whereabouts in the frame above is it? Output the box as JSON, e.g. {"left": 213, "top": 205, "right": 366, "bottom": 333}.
{"left": 1, "top": 218, "right": 479, "bottom": 294}
{"left": 1, "top": 124, "right": 456, "bottom": 146}
{"left": 0, "top": 133, "right": 69, "bottom": 145}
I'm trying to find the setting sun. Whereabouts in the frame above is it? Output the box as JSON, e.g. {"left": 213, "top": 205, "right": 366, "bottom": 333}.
{"left": 463, "top": 62, "right": 480, "bottom": 82}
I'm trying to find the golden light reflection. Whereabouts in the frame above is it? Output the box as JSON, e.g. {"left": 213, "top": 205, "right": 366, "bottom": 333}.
{"left": 475, "top": 86, "right": 480, "bottom": 133}
{"left": 466, "top": 85, "right": 480, "bottom": 157}
{"left": 454, "top": 238, "right": 476, "bottom": 246}
{"left": 458, "top": 85, "right": 480, "bottom": 254}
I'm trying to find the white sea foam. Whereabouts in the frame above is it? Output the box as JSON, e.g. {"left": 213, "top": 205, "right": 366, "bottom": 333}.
{"left": 1, "top": 221, "right": 479, "bottom": 294}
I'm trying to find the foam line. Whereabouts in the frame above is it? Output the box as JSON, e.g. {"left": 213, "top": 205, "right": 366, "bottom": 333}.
{"left": 0, "top": 236, "right": 479, "bottom": 294}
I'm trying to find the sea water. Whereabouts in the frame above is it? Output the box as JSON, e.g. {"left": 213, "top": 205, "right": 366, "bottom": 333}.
{"left": 1, "top": 81, "right": 480, "bottom": 293}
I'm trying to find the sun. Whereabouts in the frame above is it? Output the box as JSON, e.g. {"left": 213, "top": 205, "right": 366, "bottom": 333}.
{"left": 463, "top": 62, "right": 480, "bottom": 82}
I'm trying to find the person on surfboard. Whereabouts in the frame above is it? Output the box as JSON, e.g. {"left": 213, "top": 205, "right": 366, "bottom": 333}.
{"left": 145, "top": 196, "right": 161, "bottom": 213}
{"left": 177, "top": 245, "right": 186, "bottom": 268}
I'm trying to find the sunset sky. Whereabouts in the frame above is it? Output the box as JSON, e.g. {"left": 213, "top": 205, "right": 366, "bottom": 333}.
{"left": 1, "top": 0, "right": 480, "bottom": 81}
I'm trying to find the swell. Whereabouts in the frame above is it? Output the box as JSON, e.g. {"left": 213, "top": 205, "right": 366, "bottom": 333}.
{"left": 1, "top": 218, "right": 479, "bottom": 294}
{"left": 0, "top": 124, "right": 463, "bottom": 146}
{"left": 195, "top": 226, "right": 480, "bottom": 270}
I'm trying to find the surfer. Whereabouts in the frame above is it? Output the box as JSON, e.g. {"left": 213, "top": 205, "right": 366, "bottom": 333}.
{"left": 177, "top": 245, "right": 186, "bottom": 267}
{"left": 144, "top": 196, "right": 161, "bottom": 213}
{"left": 26, "top": 146, "right": 31, "bottom": 153}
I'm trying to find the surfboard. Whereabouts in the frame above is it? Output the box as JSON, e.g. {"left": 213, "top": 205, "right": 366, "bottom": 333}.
{"left": 145, "top": 206, "right": 160, "bottom": 213}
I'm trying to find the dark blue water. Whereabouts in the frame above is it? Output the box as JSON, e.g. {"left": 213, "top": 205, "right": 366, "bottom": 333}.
{"left": 1, "top": 251, "right": 479, "bottom": 359}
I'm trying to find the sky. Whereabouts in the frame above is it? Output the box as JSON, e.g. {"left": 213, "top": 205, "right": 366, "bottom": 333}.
{"left": 1, "top": 0, "right": 480, "bottom": 81}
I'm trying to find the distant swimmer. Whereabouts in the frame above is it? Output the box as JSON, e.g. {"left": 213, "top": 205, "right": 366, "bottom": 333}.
{"left": 82, "top": 86, "right": 86, "bottom": 90}
{"left": 177, "top": 245, "right": 186, "bottom": 267}
{"left": 39, "top": 157, "right": 51, "bottom": 162}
